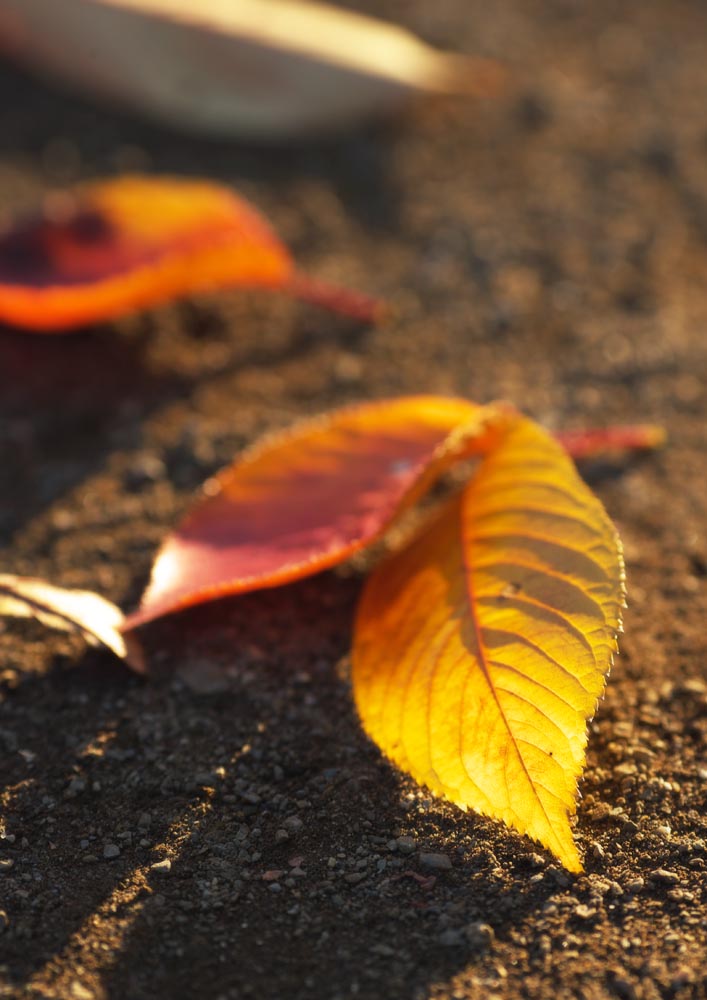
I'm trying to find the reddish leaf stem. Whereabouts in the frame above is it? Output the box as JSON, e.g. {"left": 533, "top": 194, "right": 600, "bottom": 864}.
{"left": 286, "top": 272, "right": 387, "bottom": 323}
{"left": 555, "top": 424, "right": 666, "bottom": 461}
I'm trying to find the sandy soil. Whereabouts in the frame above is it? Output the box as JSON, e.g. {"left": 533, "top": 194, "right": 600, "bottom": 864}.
{"left": 1, "top": 1, "right": 707, "bottom": 998}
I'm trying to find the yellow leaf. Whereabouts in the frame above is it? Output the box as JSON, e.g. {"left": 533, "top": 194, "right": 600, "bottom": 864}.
{"left": 352, "top": 410, "right": 625, "bottom": 871}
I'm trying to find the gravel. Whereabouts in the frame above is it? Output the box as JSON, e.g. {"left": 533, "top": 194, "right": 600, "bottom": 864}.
{"left": 419, "top": 853, "right": 453, "bottom": 871}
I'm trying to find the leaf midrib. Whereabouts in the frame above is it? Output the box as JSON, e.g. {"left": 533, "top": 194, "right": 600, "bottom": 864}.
{"left": 456, "top": 486, "right": 561, "bottom": 846}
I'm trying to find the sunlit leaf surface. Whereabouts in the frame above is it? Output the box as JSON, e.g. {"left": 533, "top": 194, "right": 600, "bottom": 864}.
{"left": 0, "top": 175, "right": 379, "bottom": 330}
{"left": 352, "top": 413, "right": 625, "bottom": 871}
{"left": 126, "top": 396, "right": 485, "bottom": 628}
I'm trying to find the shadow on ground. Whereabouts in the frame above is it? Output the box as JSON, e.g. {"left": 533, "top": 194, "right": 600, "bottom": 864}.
{"left": 1, "top": 573, "right": 578, "bottom": 1000}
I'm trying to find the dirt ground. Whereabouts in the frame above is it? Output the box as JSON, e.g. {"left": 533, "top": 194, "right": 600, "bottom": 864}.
{"left": 1, "top": 1, "right": 707, "bottom": 998}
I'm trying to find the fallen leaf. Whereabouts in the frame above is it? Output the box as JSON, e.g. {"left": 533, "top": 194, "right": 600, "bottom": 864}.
{"left": 126, "top": 396, "right": 489, "bottom": 628}
{"left": 0, "top": 0, "right": 504, "bottom": 138}
{"left": 0, "top": 574, "right": 145, "bottom": 672}
{"left": 352, "top": 412, "right": 625, "bottom": 871}
{"left": 0, "top": 400, "right": 642, "bottom": 870}
{"left": 0, "top": 175, "right": 381, "bottom": 331}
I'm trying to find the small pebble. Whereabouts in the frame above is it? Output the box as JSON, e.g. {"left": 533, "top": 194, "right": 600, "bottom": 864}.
{"left": 649, "top": 869, "right": 679, "bottom": 885}
{"left": 613, "top": 762, "right": 637, "bottom": 777}
{"left": 65, "top": 777, "right": 86, "bottom": 797}
{"left": 283, "top": 816, "right": 303, "bottom": 834}
{"left": 150, "top": 859, "right": 172, "bottom": 876}
{"left": 0, "top": 859, "right": 14, "bottom": 873}
{"left": 549, "top": 869, "right": 570, "bottom": 889}
{"left": 466, "top": 922, "right": 494, "bottom": 950}
{"left": 371, "top": 943, "right": 396, "bottom": 957}
{"left": 103, "top": 844, "right": 120, "bottom": 860}
{"left": 419, "top": 852, "right": 452, "bottom": 872}
{"left": 396, "top": 836, "right": 416, "bottom": 855}
{"left": 124, "top": 454, "right": 166, "bottom": 490}
{"left": 670, "top": 969, "right": 695, "bottom": 989}
{"left": 667, "top": 888, "right": 693, "bottom": 902}
{"left": 177, "top": 661, "right": 229, "bottom": 694}
{"left": 676, "top": 678, "right": 707, "bottom": 696}
{"left": 610, "top": 976, "right": 637, "bottom": 1000}
{"left": 438, "top": 928, "right": 463, "bottom": 947}
{"left": 275, "top": 829, "right": 289, "bottom": 844}
{"left": 0, "top": 909, "right": 8, "bottom": 932}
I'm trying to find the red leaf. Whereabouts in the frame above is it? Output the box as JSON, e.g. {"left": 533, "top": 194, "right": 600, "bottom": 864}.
{"left": 0, "top": 175, "right": 381, "bottom": 330}
{"left": 125, "top": 396, "right": 485, "bottom": 629}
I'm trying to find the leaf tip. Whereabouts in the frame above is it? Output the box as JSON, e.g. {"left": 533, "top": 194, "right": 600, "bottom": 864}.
{"left": 562, "top": 852, "right": 584, "bottom": 875}
{"left": 122, "top": 631, "right": 148, "bottom": 675}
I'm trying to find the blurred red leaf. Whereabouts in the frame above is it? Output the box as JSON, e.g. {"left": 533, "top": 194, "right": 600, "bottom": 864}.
{"left": 0, "top": 175, "right": 381, "bottom": 330}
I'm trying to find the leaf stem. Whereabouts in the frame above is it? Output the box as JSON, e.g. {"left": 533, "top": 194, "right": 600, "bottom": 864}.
{"left": 555, "top": 425, "right": 666, "bottom": 461}
{"left": 286, "top": 272, "right": 387, "bottom": 323}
